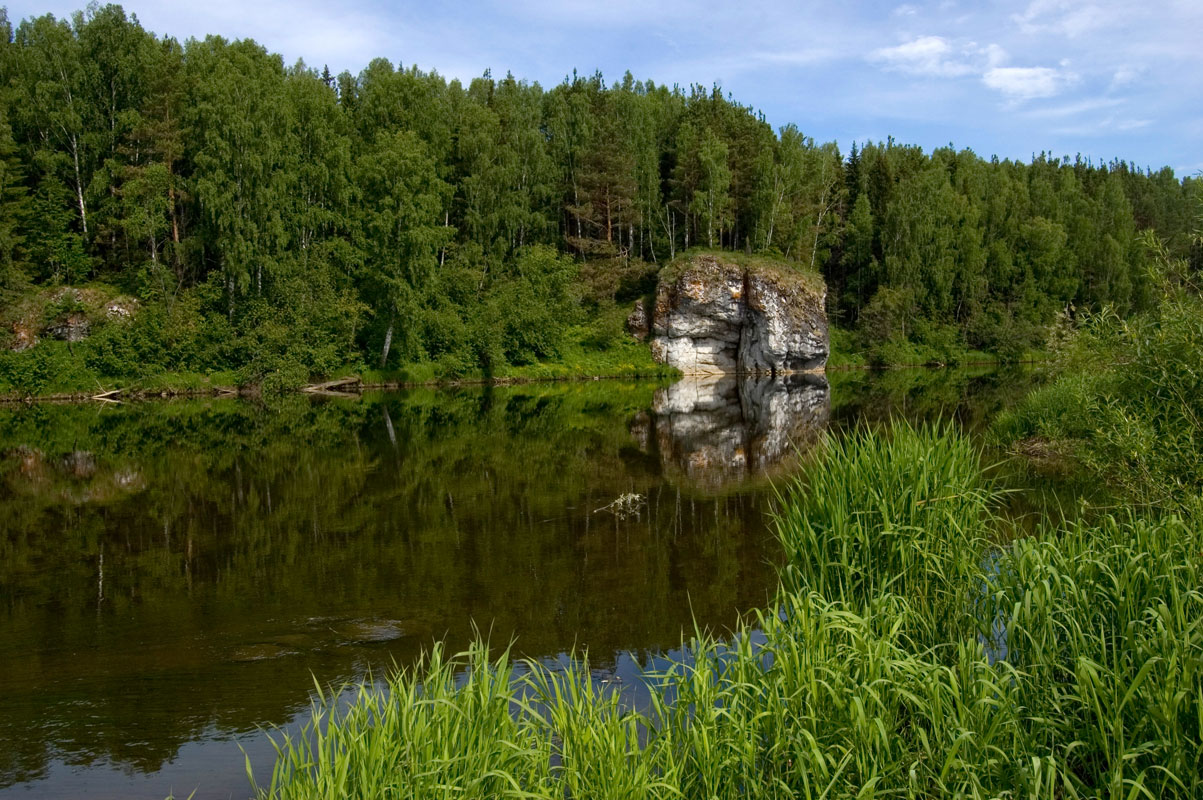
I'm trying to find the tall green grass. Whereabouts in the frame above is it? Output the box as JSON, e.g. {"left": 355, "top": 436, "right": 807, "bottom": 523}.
{"left": 775, "top": 425, "right": 993, "bottom": 644}
{"left": 253, "top": 424, "right": 1203, "bottom": 799}
{"left": 256, "top": 641, "right": 554, "bottom": 799}
{"left": 989, "top": 508, "right": 1203, "bottom": 797}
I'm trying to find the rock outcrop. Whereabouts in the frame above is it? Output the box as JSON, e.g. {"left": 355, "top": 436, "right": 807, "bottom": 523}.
{"left": 45, "top": 312, "right": 91, "bottom": 342}
{"left": 641, "top": 254, "right": 828, "bottom": 375}
{"left": 7, "top": 287, "right": 139, "bottom": 352}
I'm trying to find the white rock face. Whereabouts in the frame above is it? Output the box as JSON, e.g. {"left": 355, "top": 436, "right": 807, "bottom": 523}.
{"left": 647, "top": 255, "right": 827, "bottom": 375}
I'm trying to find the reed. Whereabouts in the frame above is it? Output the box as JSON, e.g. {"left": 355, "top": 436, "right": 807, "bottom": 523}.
{"left": 988, "top": 508, "right": 1203, "bottom": 797}
{"left": 773, "top": 423, "right": 994, "bottom": 645}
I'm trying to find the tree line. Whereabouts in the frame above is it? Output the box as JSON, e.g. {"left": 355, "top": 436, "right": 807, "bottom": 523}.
{"left": 0, "top": 4, "right": 1198, "bottom": 386}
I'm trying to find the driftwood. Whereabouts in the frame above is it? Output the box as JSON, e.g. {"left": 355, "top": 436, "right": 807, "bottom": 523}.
{"left": 301, "top": 376, "right": 362, "bottom": 394}
{"left": 303, "top": 388, "right": 360, "bottom": 399}
{"left": 594, "top": 492, "right": 646, "bottom": 519}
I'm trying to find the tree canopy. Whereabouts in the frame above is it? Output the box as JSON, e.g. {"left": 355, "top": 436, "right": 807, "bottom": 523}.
{"left": 0, "top": 5, "right": 1198, "bottom": 386}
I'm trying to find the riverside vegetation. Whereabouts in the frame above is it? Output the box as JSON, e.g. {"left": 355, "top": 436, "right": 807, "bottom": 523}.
{"left": 1, "top": 5, "right": 1201, "bottom": 396}
{"left": 248, "top": 235, "right": 1203, "bottom": 798}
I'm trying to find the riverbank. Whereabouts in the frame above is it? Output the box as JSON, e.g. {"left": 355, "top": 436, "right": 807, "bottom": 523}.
{"left": 0, "top": 340, "right": 1046, "bottom": 405}
{"left": 252, "top": 280, "right": 1203, "bottom": 798}
{"left": 0, "top": 326, "right": 679, "bottom": 403}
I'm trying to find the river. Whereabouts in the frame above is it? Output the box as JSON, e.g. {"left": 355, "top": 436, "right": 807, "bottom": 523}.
{"left": 0, "top": 367, "right": 1030, "bottom": 799}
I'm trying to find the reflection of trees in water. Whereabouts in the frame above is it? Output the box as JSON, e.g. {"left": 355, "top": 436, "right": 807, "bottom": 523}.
{"left": 0, "top": 383, "right": 779, "bottom": 787}
{"left": 828, "top": 365, "right": 1039, "bottom": 430}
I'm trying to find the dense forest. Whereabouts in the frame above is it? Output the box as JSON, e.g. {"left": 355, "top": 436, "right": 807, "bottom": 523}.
{"left": 0, "top": 5, "right": 1199, "bottom": 391}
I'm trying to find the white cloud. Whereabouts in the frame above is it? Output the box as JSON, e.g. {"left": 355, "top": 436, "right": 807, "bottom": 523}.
{"left": 1115, "top": 118, "right": 1151, "bottom": 131}
{"left": 870, "top": 36, "right": 977, "bottom": 77}
{"left": 1023, "top": 98, "right": 1124, "bottom": 118}
{"left": 892, "top": 4, "right": 919, "bottom": 17}
{"left": 983, "top": 66, "right": 1070, "bottom": 99}
{"left": 1051, "top": 115, "right": 1152, "bottom": 137}
{"left": 1012, "top": 0, "right": 1119, "bottom": 37}
{"left": 1109, "top": 65, "right": 1142, "bottom": 88}
{"left": 983, "top": 44, "right": 1008, "bottom": 68}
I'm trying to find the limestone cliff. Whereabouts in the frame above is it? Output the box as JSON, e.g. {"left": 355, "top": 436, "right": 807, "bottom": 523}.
{"left": 638, "top": 253, "right": 828, "bottom": 375}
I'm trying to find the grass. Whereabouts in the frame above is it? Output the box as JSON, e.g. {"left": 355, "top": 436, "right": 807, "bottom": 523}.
{"left": 656, "top": 248, "right": 826, "bottom": 297}
{"left": 774, "top": 425, "right": 994, "bottom": 646}
{"left": 249, "top": 422, "right": 1203, "bottom": 799}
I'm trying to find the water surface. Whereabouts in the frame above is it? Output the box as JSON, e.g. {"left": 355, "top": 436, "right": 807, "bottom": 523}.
{"left": 0, "top": 367, "right": 1025, "bottom": 798}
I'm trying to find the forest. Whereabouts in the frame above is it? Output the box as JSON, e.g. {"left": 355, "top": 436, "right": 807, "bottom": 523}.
{"left": 0, "top": 4, "right": 1200, "bottom": 393}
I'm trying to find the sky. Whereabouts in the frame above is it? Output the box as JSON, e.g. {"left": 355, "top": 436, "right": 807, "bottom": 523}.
{"left": 7, "top": 0, "right": 1201, "bottom": 175}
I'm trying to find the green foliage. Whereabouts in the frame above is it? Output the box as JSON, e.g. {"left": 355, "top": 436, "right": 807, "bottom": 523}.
{"left": 775, "top": 424, "right": 993, "bottom": 643}
{"left": 992, "top": 229, "right": 1203, "bottom": 504}
{"left": 989, "top": 510, "right": 1203, "bottom": 796}
{"left": 0, "top": 6, "right": 1197, "bottom": 392}
{"left": 0, "top": 340, "right": 96, "bottom": 394}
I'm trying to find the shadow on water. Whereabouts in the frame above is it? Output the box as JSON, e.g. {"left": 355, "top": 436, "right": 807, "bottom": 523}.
{"left": 0, "top": 367, "right": 1031, "bottom": 798}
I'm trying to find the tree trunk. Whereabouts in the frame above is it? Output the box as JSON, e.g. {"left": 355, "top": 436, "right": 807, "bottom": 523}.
{"left": 71, "top": 135, "right": 88, "bottom": 235}
{"left": 380, "top": 314, "right": 395, "bottom": 368}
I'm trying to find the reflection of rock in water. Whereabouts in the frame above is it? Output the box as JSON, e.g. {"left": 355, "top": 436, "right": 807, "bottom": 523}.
{"left": 634, "top": 375, "right": 829, "bottom": 490}
{"left": 4, "top": 446, "right": 145, "bottom": 504}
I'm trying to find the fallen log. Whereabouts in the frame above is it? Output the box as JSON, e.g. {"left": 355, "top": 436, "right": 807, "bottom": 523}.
{"left": 301, "top": 375, "right": 362, "bottom": 393}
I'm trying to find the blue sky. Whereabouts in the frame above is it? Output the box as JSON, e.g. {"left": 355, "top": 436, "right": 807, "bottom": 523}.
{"left": 8, "top": 0, "right": 1201, "bottom": 175}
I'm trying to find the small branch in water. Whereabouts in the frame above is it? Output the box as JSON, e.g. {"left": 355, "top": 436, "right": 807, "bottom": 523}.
{"left": 594, "top": 492, "right": 646, "bottom": 519}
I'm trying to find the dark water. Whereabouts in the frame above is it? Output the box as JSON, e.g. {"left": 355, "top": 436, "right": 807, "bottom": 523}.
{"left": 0, "top": 367, "right": 1029, "bottom": 799}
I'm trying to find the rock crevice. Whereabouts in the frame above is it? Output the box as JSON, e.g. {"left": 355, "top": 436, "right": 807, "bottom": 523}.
{"left": 640, "top": 254, "right": 828, "bottom": 375}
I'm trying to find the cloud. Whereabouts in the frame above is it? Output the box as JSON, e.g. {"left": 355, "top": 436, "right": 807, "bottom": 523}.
{"left": 983, "top": 66, "right": 1071, "bottom": 99}
{"left": 1051, "top": 115, "right": 1152, "bottom": 137}
{"left": 1023, "top": 97, "right": 1124, "bottom": 118}
{"left": 870, "top": 36, "right": 977, "bottom": 77}
{"left": 1109, "top": 65, "right": 1142, "bottom": 89}
{"left": 892, "top": 4, "right": 919, "bottom": 17}
{"left": 1012, "top": 0, "right": 1118, "bottom": 37}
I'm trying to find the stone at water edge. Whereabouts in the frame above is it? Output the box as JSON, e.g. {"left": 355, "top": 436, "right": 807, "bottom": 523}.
{"left": 644, "top": 254, "right": 828, "bottom": 375}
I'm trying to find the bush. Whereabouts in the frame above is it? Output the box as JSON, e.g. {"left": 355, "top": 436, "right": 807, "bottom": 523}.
{"left": 992, "top": 237, "right": 1203, "bottom": 505}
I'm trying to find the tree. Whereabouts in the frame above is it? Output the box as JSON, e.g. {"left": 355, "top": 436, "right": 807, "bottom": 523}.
{"left": 0, "top": 108, "right": 27, "bottom": 294}
{"left": 688, "top": 127, "right": 732, "bottom": 249}
{"left": 354, "top": 130, "right": 450, "bottom": 367}
{"left": 185, "top": 36, "right": 292, "bottom": 317}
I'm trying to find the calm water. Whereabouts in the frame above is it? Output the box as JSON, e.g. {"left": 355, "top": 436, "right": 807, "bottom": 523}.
{"left": 0, "top": 368, "right": 1029, "bottom": 799}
